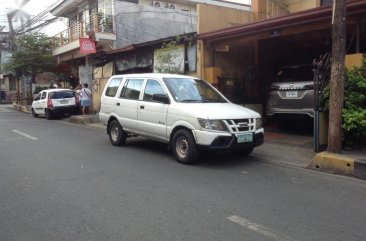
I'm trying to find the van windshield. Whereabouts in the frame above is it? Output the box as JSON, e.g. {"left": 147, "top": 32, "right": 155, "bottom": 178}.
{"left": 163, "top": 78, "right": 227, "bottom": 103}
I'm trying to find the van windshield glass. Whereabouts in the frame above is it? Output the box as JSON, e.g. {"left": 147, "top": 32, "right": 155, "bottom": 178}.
{"left": 163, "top": 78, "right": 227, "bottom": 103}
{"left": 276, "top": 66, "right": 314, "bottom": 82}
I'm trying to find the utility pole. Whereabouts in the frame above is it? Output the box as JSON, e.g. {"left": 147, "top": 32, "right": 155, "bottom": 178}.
{"left": 328, "top": 0, "right": 346, "bottom": 153}
{"left": 6, "top": 11, "right": 20, "bottom": 104}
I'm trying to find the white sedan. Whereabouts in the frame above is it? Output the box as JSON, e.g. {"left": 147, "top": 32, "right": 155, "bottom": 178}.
{"left": 31, "top": 89, "right": 79, "bottom": 120}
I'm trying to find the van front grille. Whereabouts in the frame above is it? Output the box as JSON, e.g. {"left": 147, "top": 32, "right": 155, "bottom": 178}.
{"left": 224, "top": 119, "right": 255, "bottom": 133}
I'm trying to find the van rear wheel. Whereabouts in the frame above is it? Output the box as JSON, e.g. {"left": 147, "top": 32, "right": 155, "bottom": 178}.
{"left": 109, "top": 120, "right": 126, "bottom": 146}
{"left": 172, "top": 129, "right": 199, "bottom": 164}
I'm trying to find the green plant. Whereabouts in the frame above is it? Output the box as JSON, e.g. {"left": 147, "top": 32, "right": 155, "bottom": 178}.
{"left": 342, "top": 59, "right": 366, "bottom": 143}
{"left": 321, "top": 58, "right": 366, "bottom": 145}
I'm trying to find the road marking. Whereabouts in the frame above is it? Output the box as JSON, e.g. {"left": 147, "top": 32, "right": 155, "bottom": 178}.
{"left": 12, "top": 130, "right": 38, "bottom": 140}
{"left": 226, "top": 215, "right": 296, "bottom": 241}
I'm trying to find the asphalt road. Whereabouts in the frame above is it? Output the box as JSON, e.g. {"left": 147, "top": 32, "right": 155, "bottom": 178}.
{"left": 1, "top": 107, "right": 366, "bottom": 241}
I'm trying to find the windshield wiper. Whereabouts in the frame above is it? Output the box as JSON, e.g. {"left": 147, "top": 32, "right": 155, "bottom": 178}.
{"left": 202, "top": 99, "right": 226, "bottom": 103}
{"left": 181, "top": 99, "right": 203, "bottom": 103}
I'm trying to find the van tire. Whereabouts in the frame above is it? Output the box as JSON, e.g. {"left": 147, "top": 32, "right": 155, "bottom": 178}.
{"left": 109, "top": 120, "right": 126, "bottom": 146}
{"left": 172, "top": 129, "right": 199, "bottom": 164}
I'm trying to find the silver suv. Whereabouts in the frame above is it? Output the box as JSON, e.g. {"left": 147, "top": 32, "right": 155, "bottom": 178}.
{"left": 266, "top": 65, "right": 314, "bottom": 120}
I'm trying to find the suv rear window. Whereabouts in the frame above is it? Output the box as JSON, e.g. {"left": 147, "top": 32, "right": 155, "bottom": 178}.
{"left": 276, "top": 66, "right": 314, "bottom": 82}
{"left": 49, "top": 91, "right": 75, "bottom": 99}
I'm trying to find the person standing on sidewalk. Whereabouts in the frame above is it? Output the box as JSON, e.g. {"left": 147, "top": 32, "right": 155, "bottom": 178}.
{"left": 79, "top": 83, "right": 92, "bottom": 115}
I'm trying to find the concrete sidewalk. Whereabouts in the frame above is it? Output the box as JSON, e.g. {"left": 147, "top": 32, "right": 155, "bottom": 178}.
{"left": 9, "top": 103, "right": 366, "bottom": 179}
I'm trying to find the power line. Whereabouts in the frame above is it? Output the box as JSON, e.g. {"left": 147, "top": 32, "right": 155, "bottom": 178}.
{"left": 14, "top": 0, "right": 64, "bottom": 33}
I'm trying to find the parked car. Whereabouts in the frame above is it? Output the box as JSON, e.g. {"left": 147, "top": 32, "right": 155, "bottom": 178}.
{"left": 99, "top": 73, "right": 264, "bottom": 164}
{"left": 266, "top": 65, "right": 314, "bottom": 127}
{"left": 31, "top": 89, "right": 79, "bottom": 119}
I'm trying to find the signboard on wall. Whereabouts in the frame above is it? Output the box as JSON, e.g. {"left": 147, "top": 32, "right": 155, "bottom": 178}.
{"left": 79, "top": 38, "right": 96, "bottom": 54}
{"left": 153, "top": 44, "right": 185, "bottom": 74}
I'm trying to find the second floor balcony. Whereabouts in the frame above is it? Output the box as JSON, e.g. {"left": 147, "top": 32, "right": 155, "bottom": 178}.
{"left": 52, "top": 13, "right": 116, "bottom": 56}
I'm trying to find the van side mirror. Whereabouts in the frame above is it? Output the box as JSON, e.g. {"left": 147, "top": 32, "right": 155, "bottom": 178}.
{"left": 152, "top": 94, "right": 170, "bottom": 104}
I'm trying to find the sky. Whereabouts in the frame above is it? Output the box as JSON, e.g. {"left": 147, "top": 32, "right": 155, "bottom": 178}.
{"left": 0, "top": 0, "right": 250, "bottom": 36}
{"left": 0, "top": 0, "right": 66, "bottom": 36}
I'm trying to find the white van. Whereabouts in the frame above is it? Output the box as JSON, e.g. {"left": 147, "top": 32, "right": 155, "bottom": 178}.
{"left": 99, "top": 73, "right": 264, "bottom": 164}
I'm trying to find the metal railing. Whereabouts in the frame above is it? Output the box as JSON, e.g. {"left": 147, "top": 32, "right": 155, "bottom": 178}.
{"left": 52, "top": 13, "right": 113, "bottom": 49}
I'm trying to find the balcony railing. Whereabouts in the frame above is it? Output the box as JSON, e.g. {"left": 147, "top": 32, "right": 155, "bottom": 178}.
{"left": 52, "top": 13, "right": 113, "bottom": 49}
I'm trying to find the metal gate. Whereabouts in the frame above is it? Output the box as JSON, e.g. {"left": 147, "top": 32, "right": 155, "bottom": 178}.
{"left": 313, "top": 52, "right": 331, "bottom": 152}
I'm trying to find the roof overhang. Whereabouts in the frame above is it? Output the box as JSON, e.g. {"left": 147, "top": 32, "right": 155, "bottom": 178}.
{"left": 197, "top": 0, "right": 366, "bottom": 43}
{"left": 105, "top": 32, "right": 197, "bottom": 55}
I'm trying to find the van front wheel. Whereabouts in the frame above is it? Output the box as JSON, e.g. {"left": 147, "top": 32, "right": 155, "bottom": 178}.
{"left": 172, "top": 129, "right": 199, "bottom": 164}
{"left": 109, "top": 120, "right": 126, "bottom": 146}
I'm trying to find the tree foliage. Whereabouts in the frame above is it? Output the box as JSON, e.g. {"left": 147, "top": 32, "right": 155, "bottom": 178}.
{"left": 3, "top": 33, "right": 55, "bottom": 78}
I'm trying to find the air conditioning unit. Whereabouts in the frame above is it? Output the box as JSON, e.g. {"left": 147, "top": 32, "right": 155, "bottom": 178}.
{"left": 168, "top": 3, "right": 176, "bottom": 9}
{"left": 153, "top": 1, "right": 164, "bottom": 8}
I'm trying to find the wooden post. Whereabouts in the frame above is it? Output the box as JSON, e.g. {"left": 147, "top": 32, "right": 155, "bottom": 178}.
{"left": 327, "top": 0, "right": 346, "bottom": 153}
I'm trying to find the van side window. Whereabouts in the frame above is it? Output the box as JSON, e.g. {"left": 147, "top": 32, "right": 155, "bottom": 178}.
{"left": 105, "top": 78, "right": 122, "bottom": 97}
{"left": 41, "top": 92, "right": 47, "bottom": 100}
{"left": 120, "top": 79, "right": 144, "bottom": 100}
{"left": 143, "top": 79, "right": 166, "bottom": 101}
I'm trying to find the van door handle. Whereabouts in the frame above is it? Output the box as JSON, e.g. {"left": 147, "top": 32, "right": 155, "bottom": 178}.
{"left": 140, "top": 105, "right": 144, "bottom": 109}
{"left": 116, "top": 102, "right": 120, "bottom": 106}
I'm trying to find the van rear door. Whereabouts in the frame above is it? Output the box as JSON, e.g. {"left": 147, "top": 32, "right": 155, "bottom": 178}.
{"left": 115, "top": 78, "right": 144, "bottom": 131}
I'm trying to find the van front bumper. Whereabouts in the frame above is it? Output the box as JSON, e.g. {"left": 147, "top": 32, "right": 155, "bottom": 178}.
{"left": 193, "top": 129, "right": 264, "bottom": 151}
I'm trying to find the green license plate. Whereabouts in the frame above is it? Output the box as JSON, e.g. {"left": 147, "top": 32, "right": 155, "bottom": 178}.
{"left": 237, "top": 133, "right": 253, "bottom": 143}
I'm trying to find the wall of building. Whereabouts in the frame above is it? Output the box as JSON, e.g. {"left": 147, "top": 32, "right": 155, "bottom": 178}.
{"left": 196, "top": 4, "right": 253, "bottom": 81}
{"left": 197, "top": 4, "right": 252, "bottom": 34}
{"left": 113, "top": 1, "right": 197, "bottom": 49}
{"left": 92, "top": 61, "right": 113, "bottom": 112}
{"left": 252, "top": 0, "right": 320, "bottom": 21}
{"left": 139, "top": 0, "right": 196, "bottom": 12}
{"left": 285, "top": 0, "right": 318, "bottom": 13}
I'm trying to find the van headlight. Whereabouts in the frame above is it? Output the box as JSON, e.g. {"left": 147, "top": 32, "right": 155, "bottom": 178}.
{"left": 256, "top": 118, "right": 262, "bottom": 130}
{"left": 198, "top": 119, "right": 228, "bottom": 132}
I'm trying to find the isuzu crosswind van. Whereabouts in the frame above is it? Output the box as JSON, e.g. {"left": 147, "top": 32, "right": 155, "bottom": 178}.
{"left": 99, "top": 73, "right": 264, "bottom": 164}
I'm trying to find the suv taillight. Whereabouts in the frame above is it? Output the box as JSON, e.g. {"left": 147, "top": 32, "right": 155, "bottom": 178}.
{"left": 47, "top": 97, "right": 53, "bottom": 108}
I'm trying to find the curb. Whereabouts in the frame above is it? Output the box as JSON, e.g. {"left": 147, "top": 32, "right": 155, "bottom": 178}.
{"left": 307, "top": 152, "right": 366, "bottom": 179}
{"left": 12, "top": 104, "right": 30, "bottom": 113}
{"left": 68, "top": 114, "right": 100, "bottom": 125}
